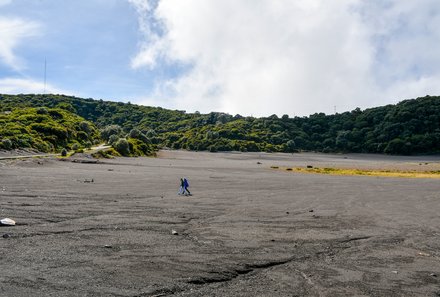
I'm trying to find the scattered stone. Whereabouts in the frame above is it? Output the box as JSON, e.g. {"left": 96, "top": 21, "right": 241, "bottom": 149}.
{"left": 257, "top": 162, "right": 262, "bottom": 165}
{"left": 286, "top": 211, "right": 289, "bottom": 214}
{"left": 271, "top": 239, "right": 275, "bottom": 242}
{"left": 391, "top": 270, "right": 398, "bottom": 274}
{"left": 430, "top": 273, "right": 437, "bottom": 277}
{"left": 418, "top": 252, "right": 431, "bottom": 257}
{"left": 309, "top": 210, "right": 314, "bottom": 213}
{"left": 286, "top": 168, "right": 293, "bottom": 171}
{"left": 307, "top": 165, "right": 313, "bottom": 168}
{"left": 2, "top": 233, "right": 11, "bottom": 238}
{"left": 108, "top": 169, "right": 114, "bottom": 171}
{"left": 104, "top": 244, "right": 113, "bottom": 248}
{"left": 0, "top": 218, "right": 16, "bottom": 226}
{"left": 171, "top": 230, "right": 178, "bottom": 235}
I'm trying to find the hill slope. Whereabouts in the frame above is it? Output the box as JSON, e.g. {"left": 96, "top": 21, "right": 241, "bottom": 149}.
{"left": 0, "top": 107, "right": 99, "bottom": 152}
{"left": 1, "top": 94, "right": 439, "bottom": 155}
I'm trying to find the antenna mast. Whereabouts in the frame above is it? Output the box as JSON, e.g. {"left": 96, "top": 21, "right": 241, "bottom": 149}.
{"left": 43, "top": 58, "right": 47, "bottom": 94}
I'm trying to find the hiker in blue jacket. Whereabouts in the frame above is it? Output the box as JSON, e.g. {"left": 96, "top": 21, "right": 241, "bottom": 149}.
{"left": 183, "top": 177, "right": 191, "bottom": 196}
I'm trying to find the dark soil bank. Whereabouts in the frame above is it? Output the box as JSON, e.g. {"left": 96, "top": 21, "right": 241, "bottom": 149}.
{"left": 1, "top": 151, "right": 440, "bottom": 296}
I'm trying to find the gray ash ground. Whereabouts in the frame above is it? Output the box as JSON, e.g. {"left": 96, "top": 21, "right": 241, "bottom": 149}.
{"left": 1, "top": 151, "right": 440, "bottom": 296}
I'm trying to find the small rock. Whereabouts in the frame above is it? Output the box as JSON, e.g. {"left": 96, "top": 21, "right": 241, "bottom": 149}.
{"left": 430, "top": 273, "right": 437, "bottom": 277}
{"left": 257, "top": 162, "right": 262, "bottom": 165}
{"left": 309, "top": 210, "right": 314, "bottom": 213}
{"left": 286, "top": 211, "right": 289, "bottom": 214}
{"left": 2, "top": 233, "right": 11, "bottom": 238}
{"left": 0, "top": 218, "right": 15, "bottom": 226}
{"left": 108, "top": 169, "right": 114, "bottom": 171}
{"left": 306, "top": 165, "right": 313, "bottom": 168}
{"left": 391, "top": 270, "right": 398, "bottom": 274}
{"left": 104, "top": 244, "right": 113, "bottom": 248}
{"left": 172, "top": 230, "right": 178, "bottom": 235}
{"left": 270, "top": 239, "right": 275, "bottom": 242}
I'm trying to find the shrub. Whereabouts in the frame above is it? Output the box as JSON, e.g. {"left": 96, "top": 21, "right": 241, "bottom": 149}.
{"left": 71, "top": 143, "right": 79, "bottom": 151}
{"left": 101, "top": 125, "right": 122, "bottom": 141}
{"left": 2, "top": 138, "right": 13, "bottom": 150}
{"left": 113, "top": 138, "right": 130, "bottom": 156}
{"left": 108, "top": 134, "right": 119, "bottom": 145}
{"left": 61, "top": 148, "right": 67, "bottom": 157}
{"left": 36, "top": 107, "right": 49, "bottom": 115}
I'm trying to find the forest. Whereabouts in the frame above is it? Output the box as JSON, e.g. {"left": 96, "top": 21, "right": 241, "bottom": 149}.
{"left": 0, "top": 94, "right": 439, "bottom": 155}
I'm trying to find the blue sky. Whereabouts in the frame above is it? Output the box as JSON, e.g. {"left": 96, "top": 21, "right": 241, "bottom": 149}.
{"left": 1, "top": 0, "right": 440, "bottom": 116}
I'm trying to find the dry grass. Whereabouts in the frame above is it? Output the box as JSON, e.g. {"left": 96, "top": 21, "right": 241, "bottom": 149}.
{"left": 274, "top": 166, "right": 440, "bottom": 179}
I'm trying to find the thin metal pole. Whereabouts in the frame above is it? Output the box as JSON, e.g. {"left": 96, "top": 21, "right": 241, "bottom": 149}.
{"left": 44, "top": 58, "right": 47, "bottom": 94}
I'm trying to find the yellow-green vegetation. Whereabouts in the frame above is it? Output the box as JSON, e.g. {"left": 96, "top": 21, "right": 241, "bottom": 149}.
{"left": 91, "top": 148, "right": 120, "bottom": 159}
{"left": 276, "top": 166, "right": 440, "bottom": 179}
{"left": 0, "top": 107, "right": 99, "bottom": 152}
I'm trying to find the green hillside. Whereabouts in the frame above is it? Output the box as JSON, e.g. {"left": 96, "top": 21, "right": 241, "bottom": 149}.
{"left": 0, "top": 107, "right": 99, "bottom": 152}
{"left": 1, "top": 94, "right": 439, "bottom": 155}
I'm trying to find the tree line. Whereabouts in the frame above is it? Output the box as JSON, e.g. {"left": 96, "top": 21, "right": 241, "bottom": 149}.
{"left": 1, "top": 94, "right": 439, "bottom": 155}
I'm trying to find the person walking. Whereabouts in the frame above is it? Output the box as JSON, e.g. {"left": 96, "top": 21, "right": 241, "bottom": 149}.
{"left": 183, "top": 177, "right": 191, "bottom": 196}
{"left": 178, "top": 178, "right": 185, "bottom": 195}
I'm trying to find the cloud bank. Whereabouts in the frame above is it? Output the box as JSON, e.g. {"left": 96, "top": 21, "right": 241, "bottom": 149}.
{"left": 129, "top": 0, "right": 440, "bottom": 116}
{"left": 0, "top": 78, "right": 66, "bottom": 94}
{"left": 0, "top": 17, "right": 41, "bottom": 71}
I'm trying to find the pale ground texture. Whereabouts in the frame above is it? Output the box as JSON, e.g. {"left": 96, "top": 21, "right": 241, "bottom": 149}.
{"left": 1, "top": 150, "right": 440, "bottom": 297}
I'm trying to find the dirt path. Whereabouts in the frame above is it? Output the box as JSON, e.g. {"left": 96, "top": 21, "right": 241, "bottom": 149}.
{"left": 1, "top": 151, "right": 439, "bottom": 296}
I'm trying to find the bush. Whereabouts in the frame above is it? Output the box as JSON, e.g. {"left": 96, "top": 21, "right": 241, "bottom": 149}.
{"left": 108, "top": 134, "right": 119, "bottom": 145}
{"left": 101, "top": 125, "right": 122, "bottom": 141}
{"left": 113, "top": 138, "right": 130, "bottom": 156}
{"left": 71, "top": 143, "right": 79, "bottom": 151}
{"left": 92, "top": 148, "right": 120, "bottom": 158}
{"left": 2, "top": 138, "right": 13, "bottom": 150}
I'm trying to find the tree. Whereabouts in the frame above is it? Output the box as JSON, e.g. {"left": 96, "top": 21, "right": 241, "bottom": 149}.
{"left": 101, "top": 125, "right": 122, "bottom": 141}
{"left": 113, "top": 138, "right": 130, "bottom": 156}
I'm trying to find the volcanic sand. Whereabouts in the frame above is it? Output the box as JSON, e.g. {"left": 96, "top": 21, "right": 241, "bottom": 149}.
{"left": 1, "top": 151, "right": 440, "bottom": 296}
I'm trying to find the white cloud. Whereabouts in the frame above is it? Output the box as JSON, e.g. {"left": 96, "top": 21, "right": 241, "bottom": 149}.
{"left": 0, "top": 78, "right": 66, "bottom": 94}
{"left": 130, "top": 0, "right": 440, "bottom": 116}
{"left": 0, "top": 17, "right": 41, "bottom": 71}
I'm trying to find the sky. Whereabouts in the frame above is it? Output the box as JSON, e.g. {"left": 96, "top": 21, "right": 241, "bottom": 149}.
{"left": 1, "top": 0, "right": 440, "bottom": 117}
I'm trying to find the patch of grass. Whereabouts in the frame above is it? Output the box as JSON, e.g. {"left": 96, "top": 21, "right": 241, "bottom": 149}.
{"left": 272, "top": 166, "right": 440, "bottom": 179}
{"left": 91, "top": 148, "right": 120, "bottom": 159}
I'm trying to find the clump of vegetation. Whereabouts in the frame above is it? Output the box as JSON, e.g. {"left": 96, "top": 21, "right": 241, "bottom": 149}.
{"left": 113, "top": 138, "right": 130, "bottom": 156}
{"left": 1, "top": 138, "right": 12, "bottom": 150}
{"left": 91, "top": 148, "right": 120, "bottom": 158}
{"left": 274, "top": 166, "right": 440, "bottom": 179}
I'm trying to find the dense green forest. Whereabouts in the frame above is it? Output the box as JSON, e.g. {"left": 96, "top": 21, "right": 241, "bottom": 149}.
{"left": 0, "top": 94, "right": 439, "bottom": 155}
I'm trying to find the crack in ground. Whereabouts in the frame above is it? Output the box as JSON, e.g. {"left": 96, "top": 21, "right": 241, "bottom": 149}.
{"left": 186, "top": 257, "right": 295, "bottom": 285}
